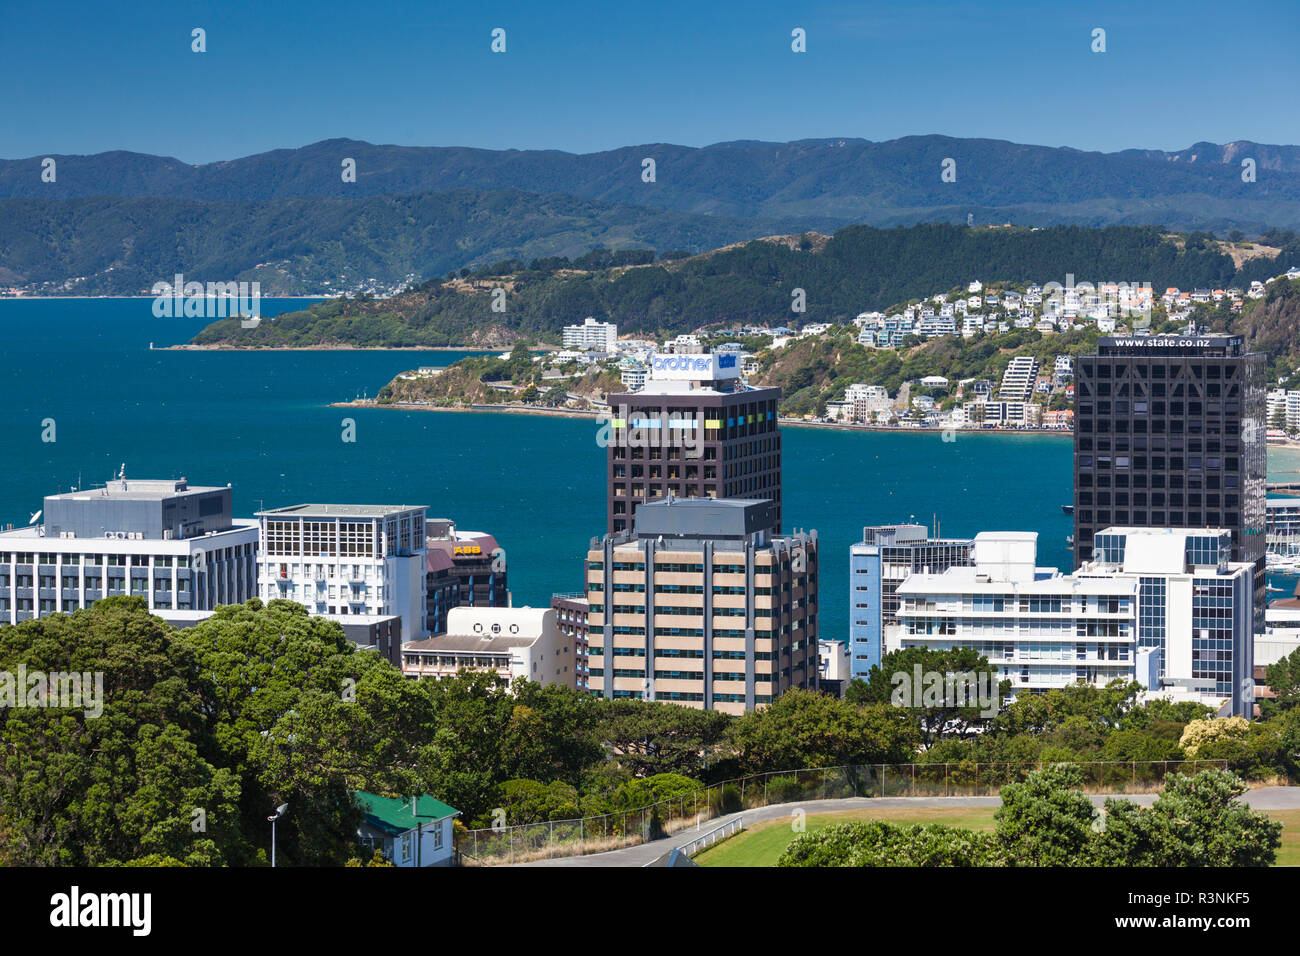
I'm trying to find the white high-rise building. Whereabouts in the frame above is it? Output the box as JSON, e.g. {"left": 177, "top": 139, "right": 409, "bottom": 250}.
{"left": 257, "top": 504, "right": 429, "bottom": 639}
{"left": 562, "top": 316, "right": 617, "bottom": 351}
{"left": 891, "top": 527, "right": 1254, "bottom": 716}
{"left": 844, "top": 384, "right": 890, "bottom": 421}
{"left": 1267, "top": 388, "right": 1300, "bottom": 432}
{"left": 998, "top": 356, "right": 1040, "bottom": 401}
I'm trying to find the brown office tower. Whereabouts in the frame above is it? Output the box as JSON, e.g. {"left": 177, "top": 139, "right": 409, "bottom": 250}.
{"left": 586, "top": 497, "right": 818, "bottom": 715}
{"left": 1073, "top": 334, "right": 1266, "bottom": 629}
{"left": 605, "top": 352, "right": 781, "bottom": 534}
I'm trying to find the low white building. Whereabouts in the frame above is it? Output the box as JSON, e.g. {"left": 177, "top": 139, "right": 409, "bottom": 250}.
{"left": 818, "top": 638, "right": 851, "bottom": 691}
{"left": 844, "top": 383, "right": 891, "bottom": 421}
{"left": 0, "top": 476, "right": 258, "bottom": 624}
{"left": 400, "top": 605, "right": 577, "bottom": 688}
{"left": 619, "top": 359, "right": 648, "bottom": 391}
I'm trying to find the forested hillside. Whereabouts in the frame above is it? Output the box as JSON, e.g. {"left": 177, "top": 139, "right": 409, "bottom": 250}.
{"left": 190, "top": 224, "right": 1300, "bottom": 347}
{"left": 0, "top": 189, "right": 794, "bottom": 295}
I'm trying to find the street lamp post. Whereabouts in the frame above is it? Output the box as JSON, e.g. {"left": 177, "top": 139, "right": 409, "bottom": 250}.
{"left": 268, "top": 803, "right": 289, "bottom": 867}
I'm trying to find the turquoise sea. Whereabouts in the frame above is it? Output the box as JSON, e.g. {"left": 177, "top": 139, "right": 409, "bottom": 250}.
{"left": 0, "top": 297, "right": 1162, "bottom": 639}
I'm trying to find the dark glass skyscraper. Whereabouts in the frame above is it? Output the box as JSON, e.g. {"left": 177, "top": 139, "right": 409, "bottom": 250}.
{"left": 605, "top": 353, "right": 782, "bottom": 534}
{"left": 1073, "top": 334, "right": 1267, "bottom": 628}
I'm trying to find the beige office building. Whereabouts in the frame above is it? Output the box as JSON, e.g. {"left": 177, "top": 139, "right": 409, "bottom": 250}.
{"left": 587, "top": 497, "right": 818, "bottom": 715}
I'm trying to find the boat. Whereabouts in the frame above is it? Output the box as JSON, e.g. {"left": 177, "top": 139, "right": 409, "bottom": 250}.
{"left": 1061, "top": 504, "right": 1074, "bottom": 515}
{"left": 1065, "top": 535, "right": 1074, "bottom": 546}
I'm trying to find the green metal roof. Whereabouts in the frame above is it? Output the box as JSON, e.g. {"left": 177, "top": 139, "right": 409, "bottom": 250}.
{"left": 355, "top": 791, "right": 459, "bottom": 836}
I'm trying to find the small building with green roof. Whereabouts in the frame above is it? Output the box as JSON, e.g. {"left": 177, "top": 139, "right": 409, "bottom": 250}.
{"left": 355, "top": 791, "right": 459, "bottom": 867}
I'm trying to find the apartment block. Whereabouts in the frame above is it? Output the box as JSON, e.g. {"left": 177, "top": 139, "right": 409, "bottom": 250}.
{"left": 998, "top": 356, "right": 1040, "bottom": 402}
{"left": 257, "top": 503, "right": 429, "bottom": 641}
{"left": 562, "top": 316, "right": 617, "bottom": 351}
{"left": 552, "top": 593, "right": 591, "bottom": 693}
{"left": 892, "top": 527, "right": 1254, "bottom": 716}
{"left": 849, "top": 524, "right": 973, "bottom": 678}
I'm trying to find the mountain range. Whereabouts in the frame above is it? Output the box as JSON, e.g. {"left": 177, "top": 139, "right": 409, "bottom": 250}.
{"left": 3, "top": 136, "right": 1300, "bottom": 295}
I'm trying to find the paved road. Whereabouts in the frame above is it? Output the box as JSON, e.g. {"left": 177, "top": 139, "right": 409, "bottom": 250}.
{"left": 519, "top": 786, "right": 1300, "bottom": 867}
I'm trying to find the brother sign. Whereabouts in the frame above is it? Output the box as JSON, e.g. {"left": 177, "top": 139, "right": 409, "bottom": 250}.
{"left": 650, "top": 352, "right": 741, "bottom": 381}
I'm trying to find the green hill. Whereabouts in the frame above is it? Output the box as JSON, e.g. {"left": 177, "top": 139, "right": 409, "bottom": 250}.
{"left": 190, "top": 224, "right": 1300, "bottom": 347}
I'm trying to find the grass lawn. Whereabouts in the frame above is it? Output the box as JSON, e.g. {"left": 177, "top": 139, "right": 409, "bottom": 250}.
{"left": 693, "top": 807, "right": 997, "bottom": 867}
{"left": 694, "top": 806, "right": 1300, "bottom": 867}
{"left": 1267, "top": 810, "right": 1300, "bottom": 866}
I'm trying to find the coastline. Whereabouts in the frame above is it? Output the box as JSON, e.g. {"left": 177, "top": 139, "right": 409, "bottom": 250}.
{"left": 0, "top": 295, "right": 332, "bottom": 301}
{"left": 166, "top": 343, "right": 502, "bottom": 352}
{"left": 332, "top": 400, "right": 601, "bottom": 419}
{"left": 329, "top": 399, "right": 1076, "bottom": 435}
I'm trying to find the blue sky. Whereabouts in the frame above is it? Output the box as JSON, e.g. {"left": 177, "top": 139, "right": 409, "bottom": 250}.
{"left": 0, "top": 0, "right": 1295, "bottom": 163}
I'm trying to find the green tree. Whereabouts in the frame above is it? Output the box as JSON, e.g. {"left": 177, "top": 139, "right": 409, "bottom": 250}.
{"left": 593, "top": 699, "right": 731, "bottom": 779}
{"left": 183, "top": 599, "right": 439, "bottom": 865}
{"left": 1093, "top": 769, "right": 1281, "bottom": 866}
{"left": 500, "top": 679, "right": 603, "bottom": 787}
{"left": 992, "top": 680, "right": 1143, "bottom": 737}
{"left": 0, "top": 597, "right": 242, "bottom": 866}
{"left": 779, "top": 820, "right": 1005, "bottom": 867}
{"left": 725, "top": 689, "right": 917, "bottom": 774}
{"left": 474, "top": 778, "right": 580, "bottom": 827}
{"left": 1178, "top": 716, "right": 1249, "bottom": 758}
{"left": 848, "top": 646, "right": 1005, "bottom": 747}
{"left": 1264, "top": 646, "right": 1300, "bottom": 711}
{"left": 994, "top": 763, "right": 1096, "bottom": 866}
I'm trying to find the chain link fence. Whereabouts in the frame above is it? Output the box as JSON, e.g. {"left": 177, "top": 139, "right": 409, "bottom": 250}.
{"left": 459, "top": 759, "right": 1231, "bottom": 865}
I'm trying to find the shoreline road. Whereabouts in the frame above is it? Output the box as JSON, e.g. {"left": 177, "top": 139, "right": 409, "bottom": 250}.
{"left": 516, "top": 787, "right": 1300, "bottom": 867}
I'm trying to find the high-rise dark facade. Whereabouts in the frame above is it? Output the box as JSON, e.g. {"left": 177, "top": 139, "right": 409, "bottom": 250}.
{"left": 605, "top": 354, "right": 781, "bottom": 534}
{"left": 424, "top": 521, "right": 508, "bottom": 635}
{"left": 1073, "top": 334, "right": 1266, "bottom": 628}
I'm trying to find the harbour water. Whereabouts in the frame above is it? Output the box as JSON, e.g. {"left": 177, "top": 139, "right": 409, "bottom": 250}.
{"left": 0, "top": 298, "right": 1287, "bottom": 639}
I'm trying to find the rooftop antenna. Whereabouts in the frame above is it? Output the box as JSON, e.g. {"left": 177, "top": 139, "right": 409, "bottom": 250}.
{"left": 117, "top": 462, "right": 127, "bottom": 491}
